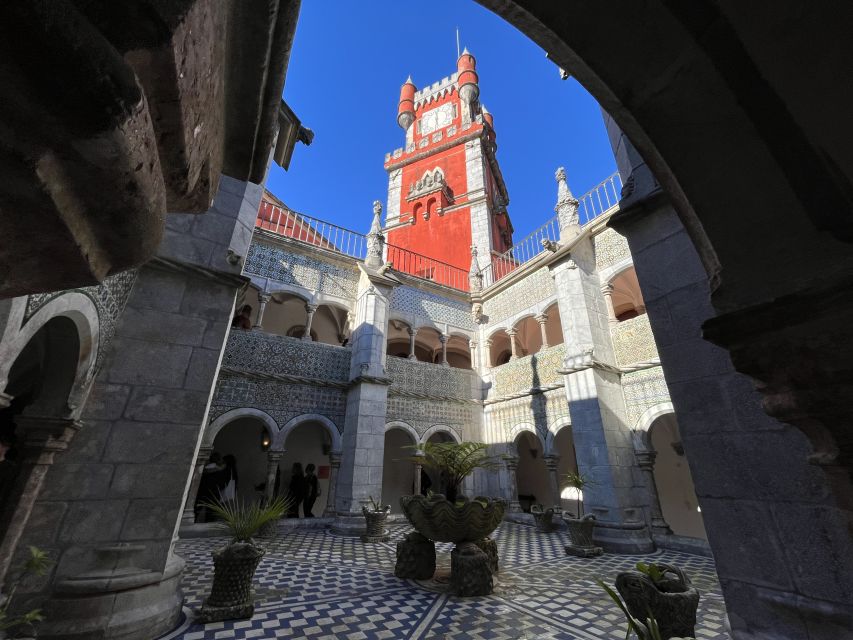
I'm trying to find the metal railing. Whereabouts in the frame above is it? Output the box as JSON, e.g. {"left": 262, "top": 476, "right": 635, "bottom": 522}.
{"left": 385, "top": 243, "right": 470, "bottom": 292}
{"left": 578, "top": 172, "right": 622, "bottom": 225}
{"left": 255, "top": 204, "right": 368, "bottom": 260}
{"left": 480, "top": 171, "right": 623, "bottom": 288}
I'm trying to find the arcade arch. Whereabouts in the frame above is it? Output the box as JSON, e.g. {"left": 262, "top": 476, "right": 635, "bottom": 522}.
{"left": 382, "top": 424, "right": 418, "bottom": 514}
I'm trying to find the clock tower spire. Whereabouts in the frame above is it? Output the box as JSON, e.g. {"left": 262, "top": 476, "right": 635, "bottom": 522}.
{"left": 383, "top": 51, "right": 513, "bottom": 288}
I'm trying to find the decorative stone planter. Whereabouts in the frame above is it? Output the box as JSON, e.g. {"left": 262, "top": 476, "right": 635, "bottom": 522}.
{"left": 615, "top": 563, "right": 700, "bottom": 640}
{"left": 530, "top": 505, "right": 561, "bottom": 533}
{"left": 399, "top": 495, "right": 506, "bottom": 596}
{"left": 562, "top": 513, "right": 603, "bottom": 557}
{"left": 361, "top": 505, "right": 391, "bottom": 542}
{"left": 198, "top": 541, "right": 265, "bottom": 622}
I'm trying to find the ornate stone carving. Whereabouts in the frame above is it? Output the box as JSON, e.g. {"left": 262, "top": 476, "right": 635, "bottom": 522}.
{"left": 615, "top": 564, "right": 700, "bottom": 640}
{"left": 394, "top": 531, "right": 436, "bottom": 580}
{"left": 554, "top": 166, "right": 579, "bottom": 230}
{"left": 198, "top": 543, "right": 265, "bottom": 623}
{"left": 468, "top": 246, "right": 483, "bottom": 293}
{"left": 471, "top": 302, "right": 484, "bottom": 324}
{"left": 407, "top": 168, "right": 449, "bottom": 202}
{"left": 366, "top": 201, "right": 385, "bottom": 268}
{"left": 450, "top": 543, "right": 492, "bottom": 596}
{"left": 563, "top": 514, "right": 603, "bottom": 557}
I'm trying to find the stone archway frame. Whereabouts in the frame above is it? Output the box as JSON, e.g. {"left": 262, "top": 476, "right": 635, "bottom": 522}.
{"left": 421, "top": 424, "right": 462, "bottom": 445}
{"left": 277, "top": 413, "right": 342, "bottom": 454}
{"left": 0, "top": 293, "right": 100, "bottom": 419}
{"left": 598, "top": 257, "right": 635, "bottom": 288}
{"left": 385, "top": 421, "right": 420, "bottom": 448}
{"left": 632, "top": 402, "right": 676, "bottom": 451}
{"left": 544, "top": 415, "right": 573, "bottom": 457}
{"left": 507, "top": 422, "right": 544, "bottom": 454}
{"left": 205, "top": 407, "right": 279, "bottom": 450}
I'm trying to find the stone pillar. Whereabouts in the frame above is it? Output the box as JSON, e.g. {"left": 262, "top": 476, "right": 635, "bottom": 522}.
{"left": 469, "top": 340, "right": 477, "bottom": 370}
{"left": 536, "top": 313, "right": 550, "bottom": 349}
{"left": 601, "top": 283, "right": 618, "bottom": 325}
{"left": 181, "top": 445, "right": 213, "bottom": 524}
{"left": 414, "top": 462, "right": 423, "bottom": 496}
{"left": 323, "top": 453, "right": 341, "bottom": 517}
{"left": 549, "top": 240, "right": 653, "bottom": 554}
{"left": 302, "top": 303, "right": 317, "bottom": 341}
{"left": 635, "top": 448, "right": 673, "bottom": 537}
{"left": 506, "top": 327, "right": 519, "bottom": 361}
{"left": 264, "top": 452, "right": 283, "bottom": 502}
{"left": 253, "top": 293, "right": 271, "bottom": 330}
{"left": 554, "top": 167, "right": 580, "bottom": 241}
{"left": 407, "top": 327, "right": 417, "bottom": 360}
{"left": 503, "top": 455, "right": 521, "bottom": 512}
{"left": 544, "top": 455, "right": 561, "bottom": 507}
{"left": 439, "top": 333, "right": 448, "bottom": 366}
{"left": 0, "top": 416, "right": 81, "bottom": 584}
{"left": 483, "top": 338, "right": 492, "bottom": 369}
{"left": 332, "top": 259, "right": 398, "bottom": 535}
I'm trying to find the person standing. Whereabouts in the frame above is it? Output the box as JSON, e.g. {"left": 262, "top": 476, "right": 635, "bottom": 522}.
{"left": 287, "top": 462, "right": 305, "bottom": 518}
{"left": 303, "top": 464, "right": 320, "bottom": 517}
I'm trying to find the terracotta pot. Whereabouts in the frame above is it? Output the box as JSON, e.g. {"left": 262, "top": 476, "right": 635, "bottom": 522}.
{"left": 400, "top": 494, "right": 506, "bottom": 544}
{"left": 615, "top": 563, "right": 700, "bottom": 640}
{"left": 198, "top": 541, "right": 265, "bottom": 622}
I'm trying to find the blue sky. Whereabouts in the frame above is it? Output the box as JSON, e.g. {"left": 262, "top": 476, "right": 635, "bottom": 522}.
{"left": 267, "top": 0, "right": 617, "bottom": 242}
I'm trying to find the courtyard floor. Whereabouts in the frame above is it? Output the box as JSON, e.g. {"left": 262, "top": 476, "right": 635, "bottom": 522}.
{"left": 160, "top": 522, "right": 730, "bottom": 640}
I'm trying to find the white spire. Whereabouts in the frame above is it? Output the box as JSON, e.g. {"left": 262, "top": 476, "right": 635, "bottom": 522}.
{"left": 554, "top": 167, "right": 579, "bottom": 231}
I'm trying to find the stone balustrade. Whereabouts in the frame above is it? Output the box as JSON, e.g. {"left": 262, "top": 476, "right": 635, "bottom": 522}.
{"left": 386, "top": 356, "right": 476, "bottom": 401}
{"left": 611, "top": 313, "right": 658, "bottom": 367}
{"left": 222, "top": 329, "right": 351, "bottom": 381}
{"left": 491, "top": 343, "right": 565, "bottom": 398}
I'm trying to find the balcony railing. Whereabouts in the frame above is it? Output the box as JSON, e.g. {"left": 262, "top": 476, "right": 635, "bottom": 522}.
{"left": 385, "top": 244, "right": 470, "bottom": 292}
{"left": 480, "top": 172, "right": 623, "bottom": 288}
{"left": 256, "top": 204, "right": 368, "bottom": 261}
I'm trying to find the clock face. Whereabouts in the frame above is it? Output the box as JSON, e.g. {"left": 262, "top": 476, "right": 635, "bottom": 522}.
{"left": 420, "top": 103, "right": 455, "bottom": 135}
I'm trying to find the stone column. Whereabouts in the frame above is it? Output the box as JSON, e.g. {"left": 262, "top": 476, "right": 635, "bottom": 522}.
{"left": 549, "top": 237, "right": 653, "bottom": 554}
{"left": 506, "top": 327, "right": 519, "bottom": 361}
{"left": 554, "top": 167, "right": 580, "bottom": 241}
{"left": 601, "top": 283, "right": 618, "bottom": 325}
{"left": 323, "top": 453, "right": 341, "bottom": 517}
{"left": 253, "top": 293, "right": 271, "bottom": 330}
{"left": 302, "top": 303, "right": 318, "bottom": 341}
{"left": 264, "top": 452, "right": 283, "bottom": 502}
{"left": 181, "top": 445, "right": 213, "bottom": 524}
{"left": 504, "top": 455, "right": 521, "bottom": 512}
{"left": 483, "top": 338, "right": 492, "bottom": 369}
{"left": 413, "top": 460, "right": 423, "bottom": 496}
{"left": 469, "top": 340, "right": 477, "bottom": 370}
{"left": 544, "top": 455, "right": 561, "bottom": 507}
{"left": 439, "top": 333, "right": 449, "bottom": 366}
{"left": 635, "top": 448, "right": 673, "bottom": 537}
{"left": 0, "top": 416, "right": 81, "bottom": 584}
{"left": 407, "top": 327, "right": 417, "bottom": 360}
{"left": 536, "top": 313, "right": 550, "bottom": 349}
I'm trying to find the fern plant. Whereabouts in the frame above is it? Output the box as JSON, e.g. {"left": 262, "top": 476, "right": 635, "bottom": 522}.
{"left": 201, "top": 495, "right": 291, "bottom": 543}
{"left": 0, "top": 546, "right": 51, "bottom": 633}
{"left": 404, "top": 441, "right": 499, "bottom": 502}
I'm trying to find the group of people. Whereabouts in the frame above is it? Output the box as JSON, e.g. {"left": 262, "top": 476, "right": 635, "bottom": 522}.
{"left": 193, "top": 453, "right": 322, "bottom": 521}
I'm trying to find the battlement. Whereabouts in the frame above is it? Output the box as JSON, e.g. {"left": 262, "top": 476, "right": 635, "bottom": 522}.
{"left": 414, "top": 72, "right": 459, "bottom": 108}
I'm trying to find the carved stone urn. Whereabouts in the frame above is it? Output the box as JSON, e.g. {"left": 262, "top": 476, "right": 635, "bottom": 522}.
{"left": 530, "top": 505, "right": 561, "bottom": 533}
{"left": 400, "top": 494, "right": 506, "bottom": 544}
{"left": 615, "top": 563, "right": 700, "bottom": 640}
{"left": 562, "top": 513, "right": 603, "bottom": 557}
{"left": 198, "top": 542, "right": 265, "bottom": 622}
{"left": 361, "top": 504, "right": 391, "bottom": 542}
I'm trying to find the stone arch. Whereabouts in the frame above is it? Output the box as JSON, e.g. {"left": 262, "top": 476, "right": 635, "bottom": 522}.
{"left": 205, "top": 408, "right": 278, "bottom": 449}
{"left": 545, "top": 416, "right": 572, "bottom": 456}
{"left": 277, "top": 413, "right": 341, "bottom": 453}
{"left": 507, "top": 422, "right": 541, "bottom": 450}
{"left": 385, "top": 420, "right": 420, "bottom": 446}
{"left": 633, "top": 402, "right": 676, "bottom": 450}
{"left": 421, "top": 424, "right": 461, "bottom": 444}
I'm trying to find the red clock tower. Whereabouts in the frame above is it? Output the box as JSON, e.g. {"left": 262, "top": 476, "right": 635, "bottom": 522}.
{"left": 383, "top": 50, "right": 513, "bottom": 285}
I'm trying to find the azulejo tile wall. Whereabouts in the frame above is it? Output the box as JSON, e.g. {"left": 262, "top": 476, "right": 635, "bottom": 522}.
{"left": 244, "top": 240, "right": 359, "bottom": 298}
{"left": 487, "top": 387, "right": 570, "bottom": 445}
{"left": 24, "top": 268, "right": 138, "bottom": 367}
{"left": 594, "top": 227, "right": 632, "bottom": 272}
{"left": 390, "top": 285, "right": 474, "bottom": 330}
{"left": 386, "top": 357, "right": 475, "bottom": 400}
{"left": 611, "top": 314, "right": 658, "bottom": 366}
{"left": 491, "top": 344, "right": 566, "bottom": 397}
{"left": 621, "top": 366, "right": 671, "bottom": 429}
{"left": 223, "top": 330, "right": 351, "bottom": 381}
{"left": 385, "top": 396, "right": 474, "bottom": 439}
{"left": 482, "top": 267, "right": 555, "bottom": 326}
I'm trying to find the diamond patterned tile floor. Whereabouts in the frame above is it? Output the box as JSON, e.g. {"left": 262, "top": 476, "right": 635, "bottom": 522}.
{"left": 159, "top": 523, "right": 731, "bottom": 640}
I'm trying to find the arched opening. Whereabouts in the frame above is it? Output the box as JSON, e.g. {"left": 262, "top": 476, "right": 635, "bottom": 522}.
{"left": 422, "top": 429, "right": 456, "bottom": 495}
{"left": 262, "top": 292, "right": 348, "bottom": 345}
{"left": 648, "top": 413, "right": 706, "bottom": 540}
{"left": 553, "top": 427, "right": 581, "bottom": 513}
{"left": 199, "top": 417, "right": 272, "bottom": 519}
{"left": 382, "top": 427, "right": 417, "bottom": 514}
{"left": 543, "top": 303, "right": 563, "bottom": 348}
{"left": 514, "top": 430, "right": 549, "bottom": 512}
{"left": 387, "top": 320, "right": 414, "bottom": 359}
{"left": 233, "top": 285, "right": 261, "bottom": 329}
{"left": 280, "top": 420, "right": 334, "bottom": 517}
{"left": 610, "top": 266, "right": 645, "bottom": 322}
{"left": 488, "top": 329, "right": 512, "bottom": 367}
{"left": 513, "top": 315, "right": 541, "bottom": 356}
{"left": 415, "top": 326, "right": 442, "bottom": 364}
{"left": 445, "top": 334, "right": 471, "bottom": 369}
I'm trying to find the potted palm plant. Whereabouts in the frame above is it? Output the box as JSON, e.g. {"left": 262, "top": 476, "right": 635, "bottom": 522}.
{"left": 562, "top": 471, "right": 602, "bottom": 557}
{"left": 530, "top": 504, "right": 562, "bottom": 533}
{"left": 613, "top": 562, "right": 699, "bottom": 639}
{"left": 197, "top": 495, "right": 290, "bottom": 623}
{"left": 361, "top": 495, "right": 391, "bottom": 542}
{"left": 0, "top": 546, "right": 50, "bottom": 639}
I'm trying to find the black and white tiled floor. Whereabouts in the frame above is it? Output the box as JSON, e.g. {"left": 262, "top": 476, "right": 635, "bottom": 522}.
{"left": 159, "top": 523, "right": 731, "bottom": 640}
